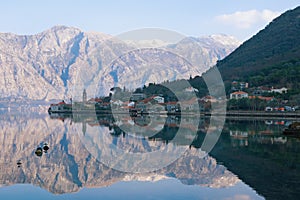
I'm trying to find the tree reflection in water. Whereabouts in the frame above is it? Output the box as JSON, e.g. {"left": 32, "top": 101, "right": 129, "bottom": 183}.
{"left": 0, "top": 113, "right": 298, "bottom": 199}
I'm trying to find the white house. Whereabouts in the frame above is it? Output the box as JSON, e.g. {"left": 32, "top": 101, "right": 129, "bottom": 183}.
{"left": 185, "top": 87, "right": 199, "bottom": 93}
{"left": 230, "top": 91, "right": 248, "bottom": 100}
{"left": 111, "top": 99, "right": 123, "bottom": 106}
{"left": 200, "top": 95, "right": 217, "bottom": 103}
{"left": 153, "top": 96, "right": 164, "bottom": 104}
{"left": 271, "top": 87, "right": 288, "bottom": 94}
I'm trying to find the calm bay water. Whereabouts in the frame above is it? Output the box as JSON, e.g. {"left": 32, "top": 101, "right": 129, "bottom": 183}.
{"left": 0, "top": 111, "right": 299, "bottom": 200}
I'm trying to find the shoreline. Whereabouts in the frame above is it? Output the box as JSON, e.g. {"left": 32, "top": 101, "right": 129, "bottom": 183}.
{"left": 206, "top": 111, "right": 300, "bottom": 118}
{"left": 48, "top": 109, "right": 300, "bottom": 119}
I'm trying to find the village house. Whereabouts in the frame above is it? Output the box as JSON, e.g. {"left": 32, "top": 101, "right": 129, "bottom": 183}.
{"left": 253, "top": 86, "right": 272, "bottom": 96}
{"left": 165, "top": 102, "right": 180, "bottom": 113}
{"left": 110, "top": 99, "right": 124, "bottom": 106}
{"left": 153, "top": 96, "right": 164, "bottom": 104}
{"left": 230, "top": 91, "right": 249, "bottom": 100}
{"left": 180, "top": 97, "right": 199, "bottom": 111}
{"left": 254, "top": 86, "right": 288, "bottom": 95}
{"left": 231, "top": 81, "right": 249, "bottom": 91}
{"left": 271, "top": 87, "right": 288, "bottom": 94}
{"left": 185, "top": 86, "right": 199, "bottom": 93}
{"left": 49, "top": 101, "right": 72, "bottom": 112}
{"left": 248, "top": 96, "right": 275, "bottom": 101}
{"left": 200, "top": 95, "right": 217, "bottom": 103}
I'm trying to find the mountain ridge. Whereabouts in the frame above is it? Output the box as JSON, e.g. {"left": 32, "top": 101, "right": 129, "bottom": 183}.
{"left": 0, "top": 26, "right": 239, "bottom": 101}
{"left": 216, "top": 6, "right": 300, "bottom": 92}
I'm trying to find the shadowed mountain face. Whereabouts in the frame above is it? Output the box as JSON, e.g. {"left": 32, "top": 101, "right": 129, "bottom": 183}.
{"left": 0, "top": 26, "right": 239, "bottom": 101}
{"left": 0, "top": 113, "right": 239, "bottom": 194}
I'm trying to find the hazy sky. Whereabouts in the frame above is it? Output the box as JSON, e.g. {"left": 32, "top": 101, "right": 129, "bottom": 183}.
{"left": 0, "top": 0, "right": 299, "bottom": 41}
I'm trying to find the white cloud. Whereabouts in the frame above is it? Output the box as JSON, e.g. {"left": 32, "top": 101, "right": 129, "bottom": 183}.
{"left": 215, "top": 9, "right": 281, "bottom": 29}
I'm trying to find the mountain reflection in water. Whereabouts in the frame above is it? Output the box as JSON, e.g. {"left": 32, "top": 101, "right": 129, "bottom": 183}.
{"left": 1, "top": 112, "right": 299, "bottom": 199}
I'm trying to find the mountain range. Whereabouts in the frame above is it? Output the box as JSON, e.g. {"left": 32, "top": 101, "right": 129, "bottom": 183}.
{"left": 0, "top": 26, "right": 239, "bottom": 102}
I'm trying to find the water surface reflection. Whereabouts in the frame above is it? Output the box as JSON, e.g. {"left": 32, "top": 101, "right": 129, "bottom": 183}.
{"left": 1, "top": 113, "right": 298, "bottom": 199}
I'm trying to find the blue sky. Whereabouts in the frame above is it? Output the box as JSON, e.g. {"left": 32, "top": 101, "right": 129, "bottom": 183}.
{"left": 0, "top": 0, "right": 299, "bottom": 41}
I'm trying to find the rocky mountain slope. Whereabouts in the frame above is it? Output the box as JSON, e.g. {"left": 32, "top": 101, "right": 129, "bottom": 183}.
{"left": 0, "top": 26, "right": 239, "bottom": 101}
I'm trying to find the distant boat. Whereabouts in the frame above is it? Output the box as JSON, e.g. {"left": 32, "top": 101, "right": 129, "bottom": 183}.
{"left": 283, "top": 122, "right": 300, "bottom": 137}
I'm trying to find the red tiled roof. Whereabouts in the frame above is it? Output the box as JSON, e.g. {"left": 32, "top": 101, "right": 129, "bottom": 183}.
{"left": 181, "top": 97, "right": 198, "bottom": 105}
{"left": 249, "top": 96, "right": 274, "bottom": 101}
{"left": 166, "top": 101, "right": 178, "bottom": 105}
{"left": 231, "top": 91, "right": 248, "bottom": 95}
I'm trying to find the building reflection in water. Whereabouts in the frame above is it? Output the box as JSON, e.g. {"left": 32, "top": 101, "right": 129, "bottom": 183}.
{"left": 0, "top": 113, "right": 299, "bottom": 199}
